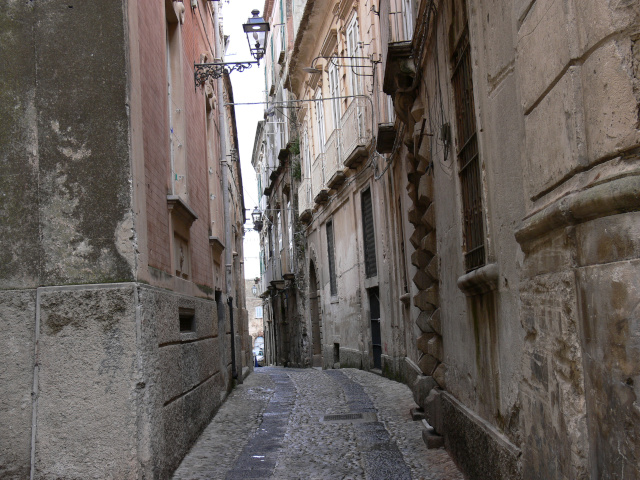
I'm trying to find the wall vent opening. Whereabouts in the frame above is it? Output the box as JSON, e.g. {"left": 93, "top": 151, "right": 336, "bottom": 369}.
{"left": 179, "top": 307, "right": 196, "bottom": 332}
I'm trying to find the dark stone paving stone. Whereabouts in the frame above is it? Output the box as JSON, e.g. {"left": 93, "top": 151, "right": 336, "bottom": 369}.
{"left": 325, "top": 369, "right": 412, "bottom": 480}
{"left": 225, "top": 370, "right": 295, "bottom": 480}
{"left": 356, "top": 422, "right": 394, "bottom": 448}
{"left": 363, "top": 449, "right": 412, "bottom": 480}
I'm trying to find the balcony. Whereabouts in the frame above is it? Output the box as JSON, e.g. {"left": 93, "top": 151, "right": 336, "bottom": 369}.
{"left": 298, "top": 180, "right": 313, "bottom": 224}
{"left": 281, "top": 252, "right": 295, "bottom": 280}
{"left": 324, "top": 128, "right": 345, "bottom": 189}
{"left": 267, "top": 255, "right": 284, "bottom": 290}
{"left": 307, "top": 100, "right": 373, "bottom": 208}
{"left": 340, "top": 97, "right": 371, "bottom": 168}
{"left": 312, "top": 152, "right": 328, "bottom": 204}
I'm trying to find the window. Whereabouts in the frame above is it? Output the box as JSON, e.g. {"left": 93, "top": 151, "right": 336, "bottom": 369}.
{"left": 166, "top": 16, "right": 187, "bottom": 199}
{"left": 326, "top": 220, "right": 337, "bottom": 296}
{"left": 277, "top": 211, "right": 283, "bottom": 252}
{"left": 256, "top": 306, "right": 263, "bottom": 319}
{"left": 346, "top": 17, "right": 361, "bottom": 97}
{"left": 402, "top": 0, "right": 417, "bottom": 40}
{"left": 302, "top": 126, "right": 311, "bottom": 179}
{"left": 314, "top": 89, "right": 326, "bottom": 152}
{"left": 260, "top": 250, "right": 265, "bottom": 275}
{"left": 287, "top": 201, "right": 293, "bottom": 266}
{"left": 328, "top": 63, "right": 341, "bottom": 130}
{"left": 361, "top": 188, "right": 377, "bottom": 278}
{"left": 452, "top": 28, "right": 485, "bottom": 272}
{"left": 173, "top": 232, "right": 191, "bottom": 279}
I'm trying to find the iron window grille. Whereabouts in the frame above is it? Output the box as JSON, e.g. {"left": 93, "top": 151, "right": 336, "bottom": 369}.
{"left": 326, "top": 221, "right": 338, "bottom": 296}
{"left": 452, "top": 29, "right": 485, "bottom": 272}
{"left": 361, "top": 188, "right": 378, "bottom": 278}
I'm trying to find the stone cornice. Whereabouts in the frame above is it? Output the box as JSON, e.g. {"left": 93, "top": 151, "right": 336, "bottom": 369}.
{"left": 515, "top": 174, "right": 640, "bottom": 245}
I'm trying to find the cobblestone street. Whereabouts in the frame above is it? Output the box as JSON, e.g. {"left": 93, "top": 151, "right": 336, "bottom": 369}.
{"left": 172, "top": 367, "right": 463, "bottom": 480}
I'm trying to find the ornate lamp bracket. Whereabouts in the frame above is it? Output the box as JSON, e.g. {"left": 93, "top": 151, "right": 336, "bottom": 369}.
{"left": 194, "top": 61, "right": 259, "bottom": 87}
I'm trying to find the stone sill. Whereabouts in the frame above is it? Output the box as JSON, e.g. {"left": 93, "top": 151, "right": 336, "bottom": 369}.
{"left": 457, "top": 263, "right": 499, "bottom": 297}
{"left": 400, "top": 292, "right": 411, "bottom": 306}
{"left": 364, "top": 276, "right": 378, "bottom": 290}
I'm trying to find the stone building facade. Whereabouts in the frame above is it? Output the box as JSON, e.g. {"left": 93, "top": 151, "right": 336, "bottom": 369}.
{"left": 251, "top": 0, "right": 311, "bottom": 368}
{"left": 256, "top": 0, "right": 640, "bottom": 478}
{"left": 246, "top": 278, "right": 264, "bottom": 345}
{"left": 0, "top": 1, "right": 250, "bottom": 478}
{"left": 283, "top": 0, "right": 424, "bottom": 382}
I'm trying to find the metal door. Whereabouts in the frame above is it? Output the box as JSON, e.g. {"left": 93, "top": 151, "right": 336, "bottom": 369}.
{"left": 369, "top": 288, "right": 381, "bottom": 369}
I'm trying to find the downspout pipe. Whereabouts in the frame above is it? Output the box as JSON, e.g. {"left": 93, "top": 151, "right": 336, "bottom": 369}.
{"left": 229, "top": 297, "right": 238, "bottom": 379}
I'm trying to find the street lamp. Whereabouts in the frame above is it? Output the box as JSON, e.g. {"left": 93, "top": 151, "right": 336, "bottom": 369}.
{"left": 194, "top": 9, "right": 270, "bottom": 86}
{"left": 242, "top": 10, "right": 269, "bottom": 62}
{"left": 251, "top": 206, "right": 263, "bottom": 232}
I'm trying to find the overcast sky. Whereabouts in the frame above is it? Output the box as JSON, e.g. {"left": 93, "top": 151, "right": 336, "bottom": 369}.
{"left": 220, "top": 0, "right": 265, "bottom": 278}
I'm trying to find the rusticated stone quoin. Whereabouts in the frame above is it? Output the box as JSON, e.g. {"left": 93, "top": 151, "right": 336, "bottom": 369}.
{"left": 418, "top": 354, "right": 439, "bottom": 376}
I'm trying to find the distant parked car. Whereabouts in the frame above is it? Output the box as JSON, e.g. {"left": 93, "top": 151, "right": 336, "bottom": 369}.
{"left": 253, "top": 347, "right": 264, "bottom": 366}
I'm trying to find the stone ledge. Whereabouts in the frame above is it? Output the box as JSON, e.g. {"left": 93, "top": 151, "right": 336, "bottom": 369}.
{"left": 441, "top": 391, "right": 522, "bottom": 480}
{"left": 209, "top": 236, "right": 225, "bottom": 256}
{"left": 457, "top": 263, "right": 499, "bottom": 296}
{"left": 343, "top": 145, "right": 368, "bottom": 169}
{"left": 516, "top": 174, "right": 640, "bottom": 245}
{"left": 167, "top": 195, "right": 198, "bottom": 227}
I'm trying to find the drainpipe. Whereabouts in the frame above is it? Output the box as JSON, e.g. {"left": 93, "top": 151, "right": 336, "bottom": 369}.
{"left": 229, "top": 297, "right": 237, "bottom": 379}
{"left": 213, "top": 2, "right": 235, "bottom": 382}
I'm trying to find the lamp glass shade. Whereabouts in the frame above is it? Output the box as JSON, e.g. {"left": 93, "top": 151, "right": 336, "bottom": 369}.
{"left": 242, "top": 10, "right": 269, "bottom": 61}
{"left": 251, "top": 206, "right": 262, "bottom": 225}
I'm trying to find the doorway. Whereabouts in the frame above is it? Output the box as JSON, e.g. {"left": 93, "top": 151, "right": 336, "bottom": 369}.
{"left": 310, "top": 261, "right": 323, "bottom": 367}
{"left": 368, "top": 288, "right": 382, "bottom": 369}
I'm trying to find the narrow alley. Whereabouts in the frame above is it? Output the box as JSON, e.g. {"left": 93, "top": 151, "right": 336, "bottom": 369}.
{"left": 172, "top": 368, "right": 463, "bottom": 480}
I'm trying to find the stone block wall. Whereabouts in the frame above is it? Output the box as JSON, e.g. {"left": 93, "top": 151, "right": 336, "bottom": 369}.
{"left": 1, "top": 284, "right": 230, "bottom": 479}
{"left": 386, "top": 0, "right": 640, "bottom": 478}
{"left": 34, "top": 285, "right": 140, "bottom": 480}
{"left": 515, "top": 1, "right": 640, "bottom": 478}
{"left": 0, "top": 291, "right": 36, "bottom": 479}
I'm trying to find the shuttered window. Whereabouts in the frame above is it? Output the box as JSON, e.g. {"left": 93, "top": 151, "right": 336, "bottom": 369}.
{"left": 361, "top": 188, "right": 377, "bottom": 278}
{"left": 326, "top": 221, "right": 337, "bottom": 296}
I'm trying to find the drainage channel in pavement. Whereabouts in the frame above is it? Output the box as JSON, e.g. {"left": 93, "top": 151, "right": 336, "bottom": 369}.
{"left": 325, "top": 369, "right": 412, "bottom": 480}
{"left": 225, "top": 370, "right": 295, "bottom": 480}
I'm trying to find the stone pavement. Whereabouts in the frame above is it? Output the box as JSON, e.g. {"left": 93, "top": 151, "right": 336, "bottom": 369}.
{"left": 172, "top": 367, "right": 464, "bottom": 480}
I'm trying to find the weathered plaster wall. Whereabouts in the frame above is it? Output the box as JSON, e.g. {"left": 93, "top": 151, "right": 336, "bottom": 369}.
{"left": 0, "top": 2, "right": 39, "bottom": 290}
{"left": 1, "top": 2, "right": 135, "bottom": 477}
{"left": 0, "top": 291, "right": 36, "bottom": 479}
{"left": 36, "top": 1, "right": 135, "bottom": 286}
{"left": 0, "top": 1, "right": 134, "bottom": 289}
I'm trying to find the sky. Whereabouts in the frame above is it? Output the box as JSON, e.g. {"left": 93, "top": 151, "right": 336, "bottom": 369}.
{"left": 220, "top": 0, "right": 266, "bottom": 279}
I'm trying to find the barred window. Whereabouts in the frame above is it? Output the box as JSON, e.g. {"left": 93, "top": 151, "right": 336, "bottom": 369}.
{"left": 452, "top": 28, "right": 485, "bottom": 272}
{"left": 361, "top": 188, "right": 377, "bottom": 278}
